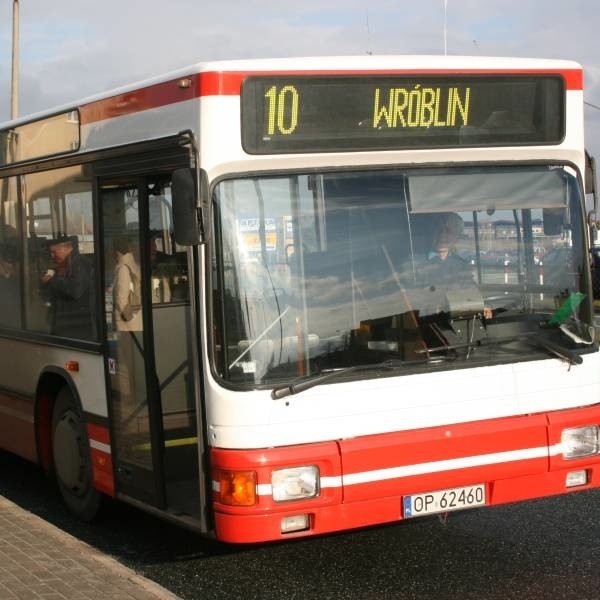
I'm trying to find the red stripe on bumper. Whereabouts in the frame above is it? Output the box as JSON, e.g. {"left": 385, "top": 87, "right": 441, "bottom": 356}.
{"left": 339, "top": 413, "right": 549, "bottom": 502}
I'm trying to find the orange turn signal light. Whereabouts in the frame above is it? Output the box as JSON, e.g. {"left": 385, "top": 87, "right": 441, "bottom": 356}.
{"left": 215, "top": 470, "right": 257, "bottom": 506}
{"left": 65, "top": 361, "right": 79, "bottom": 372}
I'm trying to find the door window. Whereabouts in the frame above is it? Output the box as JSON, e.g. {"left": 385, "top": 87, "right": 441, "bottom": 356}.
{"left": 148, "top": 179, "right": 189, "bottom": 305}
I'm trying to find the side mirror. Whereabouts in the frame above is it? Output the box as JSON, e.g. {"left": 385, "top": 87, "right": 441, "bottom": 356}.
{"left": 585, "top": 152, "right": 597, "bottom": 196}
{"left": 172, "top": 168, "right": 204, "bottom": 246}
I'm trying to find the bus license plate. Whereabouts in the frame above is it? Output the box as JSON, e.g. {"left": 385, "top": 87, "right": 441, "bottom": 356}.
{"left": 403, "top": 484, "right": 486, "bottom": 518}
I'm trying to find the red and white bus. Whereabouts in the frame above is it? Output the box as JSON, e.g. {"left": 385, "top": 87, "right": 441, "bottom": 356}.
{"left": 1, "top": 56, "right": 599, "bottom": 543}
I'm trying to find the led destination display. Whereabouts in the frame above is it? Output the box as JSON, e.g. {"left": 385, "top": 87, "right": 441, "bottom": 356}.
{"left": 241, "top": 75, "right": 564, "bottom": 154}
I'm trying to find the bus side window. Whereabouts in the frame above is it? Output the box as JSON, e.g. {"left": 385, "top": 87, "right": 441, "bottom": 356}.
{"left": 22, "top": 166, "right": 97, "bottom": 340}
{"left": 0, "top": 176, "right": 22, "bottom": 329}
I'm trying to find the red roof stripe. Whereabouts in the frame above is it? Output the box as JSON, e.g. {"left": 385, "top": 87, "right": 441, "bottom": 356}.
{"left": 79, "top": 68, "right": 583, "bottom": 125}
{"left": 80, "top": 74, "right": 199, "bottom": 125}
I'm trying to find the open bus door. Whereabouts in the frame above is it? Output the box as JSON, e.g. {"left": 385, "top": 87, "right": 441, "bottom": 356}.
{"left": 99, "top": 169, "right": 205, "bottom": 526}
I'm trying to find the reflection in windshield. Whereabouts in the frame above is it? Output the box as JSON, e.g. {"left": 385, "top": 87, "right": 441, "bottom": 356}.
{"left": 211, "top": 165, "right": 590, "bottom": 386}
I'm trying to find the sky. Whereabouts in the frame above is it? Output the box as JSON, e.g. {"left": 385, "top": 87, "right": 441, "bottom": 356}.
{"left": 1, "top": 0, "right": 599, "bottom": 162}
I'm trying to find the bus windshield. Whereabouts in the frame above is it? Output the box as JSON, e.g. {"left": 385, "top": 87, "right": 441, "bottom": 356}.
{"left": 211, "top": 165, "right": 590, "bottom": 386}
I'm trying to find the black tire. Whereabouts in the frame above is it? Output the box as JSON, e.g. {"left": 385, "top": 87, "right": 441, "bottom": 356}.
{"left": 51, "top": 386, "right": 101, "bottom": 521}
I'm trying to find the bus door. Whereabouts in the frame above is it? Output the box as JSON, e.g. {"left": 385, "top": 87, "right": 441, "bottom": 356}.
{"left": 100, "top": 175, "right": 201, "bottom": 518}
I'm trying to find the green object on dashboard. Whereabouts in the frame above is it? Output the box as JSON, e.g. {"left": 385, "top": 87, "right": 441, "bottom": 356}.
{"left": 548, "top": 292, "right": 585, "bottom": 325}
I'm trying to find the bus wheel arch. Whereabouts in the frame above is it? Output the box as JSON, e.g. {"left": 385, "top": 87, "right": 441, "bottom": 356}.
{"left": 35, "top": 371, "right": 70, "bottom": 472}
{"left": 35, "top": 370, "right": 101, "bottom": 521}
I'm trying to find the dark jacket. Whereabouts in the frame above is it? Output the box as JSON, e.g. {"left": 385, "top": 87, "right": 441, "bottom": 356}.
{"left": 413, "top": 252, "right": 478, "bottom": 318}
{"left": 44, "top": 251, "right": 95, "bottom": 339}
{"left": 420, "top": 252, "right": 474, "bottom": 288}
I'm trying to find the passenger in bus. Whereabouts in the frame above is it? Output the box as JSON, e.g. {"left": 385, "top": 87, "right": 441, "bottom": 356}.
{"left": 0, "top": 241, "right": 20, "bottom": 327}
{"left": 148, "top": 233, "right": 171, "bottom": 304}
{"left": 419, "top": 213, "right": 492, "bottom": 320}
{"left": 111, "top": 233, "right": 145, "bottom": 417}
{"left": 41, "top": 234, "right": 95, "bottom": 339}
{"left": 148, "top": 232, "right": 189, "bottom": 303}
{"left": 112, "top": 234, "right": 142, "bottom": 331}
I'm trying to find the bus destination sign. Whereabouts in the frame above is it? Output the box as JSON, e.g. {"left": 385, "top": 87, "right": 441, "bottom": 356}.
{"left": 241, "top": 75, "right": 564, "bottom": 154}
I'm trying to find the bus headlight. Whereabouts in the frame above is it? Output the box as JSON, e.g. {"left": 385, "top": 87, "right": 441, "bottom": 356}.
{"left": 272, "top": 466, "right": 319, "bottom": 502}
{"left": 561, "top": 426, "right": 600, "bottom": 459}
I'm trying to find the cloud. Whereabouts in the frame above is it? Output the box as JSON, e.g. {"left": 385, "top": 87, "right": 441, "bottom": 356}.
{"left": 1, "top": 0, "right": 599, "bottom": 159}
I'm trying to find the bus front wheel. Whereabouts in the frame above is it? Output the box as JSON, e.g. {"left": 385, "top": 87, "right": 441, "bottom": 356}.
{"left": 51, "top": 387, "right": 101, "bottom": 521}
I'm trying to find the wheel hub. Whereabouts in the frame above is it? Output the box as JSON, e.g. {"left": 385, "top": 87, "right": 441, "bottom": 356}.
{"left": 53, "top": 411, "right": 86, "bottom": 495}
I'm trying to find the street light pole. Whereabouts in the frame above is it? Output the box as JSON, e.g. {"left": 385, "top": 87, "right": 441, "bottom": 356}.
{"left": 443, "top": 0, "right": 448, "bottom": 56}
{"left": 11, "top": 0, "right": 20, "bottom": 120}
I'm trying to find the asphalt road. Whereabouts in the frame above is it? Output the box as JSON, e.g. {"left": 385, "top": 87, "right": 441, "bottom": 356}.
{"left": 1, "top": 448, "right": 599, "bottom": 600}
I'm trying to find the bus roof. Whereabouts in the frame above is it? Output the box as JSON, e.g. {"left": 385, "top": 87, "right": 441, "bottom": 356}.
{"left": 0, "top": 55, "right": 583, "bottom": 130}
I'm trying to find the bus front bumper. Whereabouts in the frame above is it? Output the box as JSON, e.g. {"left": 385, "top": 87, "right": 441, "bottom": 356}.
{"left": 210, "top": 405, "right": 600, "bottom": 543}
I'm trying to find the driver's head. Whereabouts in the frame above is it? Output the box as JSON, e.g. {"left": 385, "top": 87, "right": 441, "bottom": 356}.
{"left": 433, "top": 213, "right": 463, "bottom": 255}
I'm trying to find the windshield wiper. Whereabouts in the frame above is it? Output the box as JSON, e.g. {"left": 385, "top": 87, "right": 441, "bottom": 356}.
{"left": 557, "top": 321, "right": 595, "bottom": 346}
{"left": 272, "top": 327, "right": 586, "bottom": 401}
{"left": 271, "top": 359, "right": 407, "bottom": 400}
{"left": 418, "top": 331, "right": 583, "bottom": 365}
{"left": 522, "top": 335, "right": 582, "bottom": 365}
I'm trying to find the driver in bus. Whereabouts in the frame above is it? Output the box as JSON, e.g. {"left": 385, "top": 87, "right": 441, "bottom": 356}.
{"left": 419, "top": 212, "right": 492, "bottom": 320}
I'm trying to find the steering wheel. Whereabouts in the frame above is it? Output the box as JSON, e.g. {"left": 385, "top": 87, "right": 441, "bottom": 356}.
{"left": 483, "top": 293, "right": 521, "bottom": 312}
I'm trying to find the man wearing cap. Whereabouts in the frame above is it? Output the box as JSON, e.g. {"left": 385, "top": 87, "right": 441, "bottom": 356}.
{"left": 41, "top": 234, "right": 95, "bottom": 339}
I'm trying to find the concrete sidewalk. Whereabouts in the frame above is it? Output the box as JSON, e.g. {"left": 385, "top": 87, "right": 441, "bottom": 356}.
{"left": 0, "top": 496, "right": 180, "bottom": 600}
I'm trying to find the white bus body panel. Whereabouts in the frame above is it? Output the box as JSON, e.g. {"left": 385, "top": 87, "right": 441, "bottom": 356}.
{"left": 203, "top": 353, "right": 600, "bottom": 449}
{"left": 0, "top": 338, "right": 107, "bottom": 416}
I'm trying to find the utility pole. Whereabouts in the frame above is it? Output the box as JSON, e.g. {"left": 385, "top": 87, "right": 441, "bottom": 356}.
{"left": 11, "top": 0, "right": 20, "bottom": 120}
{"left": 443, "top": 0, "right": 448, "bottom": 56}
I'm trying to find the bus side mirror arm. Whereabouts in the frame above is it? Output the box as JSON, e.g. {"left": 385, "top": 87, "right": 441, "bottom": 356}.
{"left": 585, "top": 153, "right": 600, "bottom": 246}
{"left": 586, "top": 151, "right": 598, "bottom": 212}
{"left": 172, "top": 167, "right": 206, "bottom": 246}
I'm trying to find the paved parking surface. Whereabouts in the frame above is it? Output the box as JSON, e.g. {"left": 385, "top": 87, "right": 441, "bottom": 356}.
{"left": 0, "top": 496, "right": 180, "bottom": 600}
